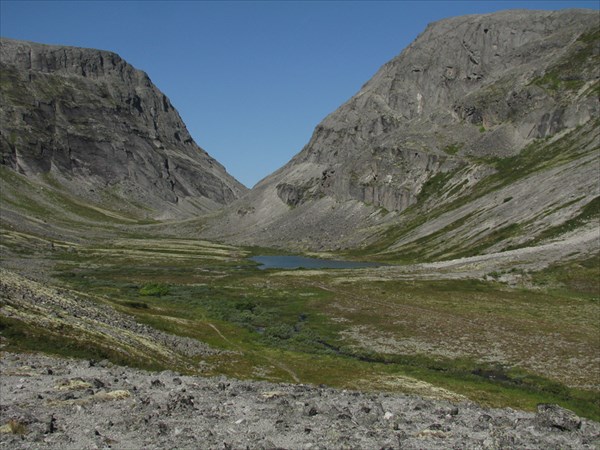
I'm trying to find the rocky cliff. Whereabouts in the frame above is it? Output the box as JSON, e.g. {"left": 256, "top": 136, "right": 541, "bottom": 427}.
{"left": 203, "top": 9, "right": 599, "bottom": 258}
{"left": 0, "top": 38, "right": 246, "bottom": 221}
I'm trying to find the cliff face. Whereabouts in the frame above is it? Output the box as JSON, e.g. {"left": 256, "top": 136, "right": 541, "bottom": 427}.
{"left": 0, "top": 38, "right": 246, "bottom": 220}
{"left": 203, "top": 9, "right": 599, "bottom": 256}
{"left": 289, "top": 9, "right": 598, "bottom": 210}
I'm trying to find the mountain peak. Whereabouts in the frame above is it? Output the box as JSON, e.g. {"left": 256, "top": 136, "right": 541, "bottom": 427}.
{"left": 0, "top": 38, "right": 247, "bottom": 221}
{"left": 201, "top": 9, "right": 599, "bottom": 258}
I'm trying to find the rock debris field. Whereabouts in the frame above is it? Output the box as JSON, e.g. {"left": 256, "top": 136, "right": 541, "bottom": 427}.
{"left": 1, "top": 352, "right": 599, "bottom": 449}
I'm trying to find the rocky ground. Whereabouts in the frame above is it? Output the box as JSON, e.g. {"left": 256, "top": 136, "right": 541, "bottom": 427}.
{"left": 1, "top": 352, "right": 599, "bottom": 449}
{"left": 0, "top": 268, "right": 230, "bottom": 374}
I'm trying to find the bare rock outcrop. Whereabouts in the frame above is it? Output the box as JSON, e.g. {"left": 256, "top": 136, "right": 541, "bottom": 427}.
{"left": 203, "top": 9, "right": 599, "bottom": 254}
{"left": 0, "top": 38, "right": 246, "bottom": 220}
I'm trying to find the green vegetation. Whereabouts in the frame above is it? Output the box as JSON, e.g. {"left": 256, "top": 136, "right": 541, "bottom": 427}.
{"left": 123, "top": 301, "right": 150, "bottom": 309}
{"left": 0, "top": 167, "right": 131, "bottom": 224}
{"left": 0, "top": 66, "right": 34, "bottom": 105}
{"left": 532, "top": 29, "right": 599, "bottom": 93}
{"left": 453, "top": 223, "right": 521, "bottom": 258}
{"left": 417, "top": 170, "right": 456, "bottom": 203}
{"left": 529, "top": 196, "right": 600, "bottom": 245}
{"left": 0, "top": 315, "right": 165, "bottom": 372}
{"left": 531, "top": 256, "right": 600, "bottom": 297}
{"left": 0, "top": 103, "right": 597, "bottom": 420}
{"left": 3, "top": 234, "right": 596, "bottom": 419}
{"left": 533, "top": 72, "right": 585, "bottom": 92}
{"left": 443, "top": 143, "right": 463, "bottom": 155}
{"left": 1, "top": 19, "right": 598, "bottom": 426}
{"left": 139, "top": 283, "right": 170, "bottom": 297}
{"left": 486, "top": 125, "right": 596, "bottom": 187}
{"left": 352, "top": 119, "right": 598, "bottom": 263}
{"left": 0, "top": 166, "right": 158, "bottom": 236}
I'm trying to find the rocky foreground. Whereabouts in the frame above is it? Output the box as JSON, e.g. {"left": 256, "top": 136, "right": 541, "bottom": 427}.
{"left": 1, "top": 352, "right": 598, "bottom": 449}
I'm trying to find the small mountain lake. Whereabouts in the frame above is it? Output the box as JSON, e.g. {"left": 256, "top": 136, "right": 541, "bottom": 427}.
{"left": 249, "top": 255, "right": 381, "bottom": 270}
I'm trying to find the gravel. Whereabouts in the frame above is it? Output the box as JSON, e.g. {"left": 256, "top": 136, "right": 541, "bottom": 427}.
{"left": 1, "top": 352, "right": 599, "bottom": 449}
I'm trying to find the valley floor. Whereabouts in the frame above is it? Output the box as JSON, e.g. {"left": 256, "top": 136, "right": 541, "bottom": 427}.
{"left": 0, "top": 228, "right": 598, "bottom": 445}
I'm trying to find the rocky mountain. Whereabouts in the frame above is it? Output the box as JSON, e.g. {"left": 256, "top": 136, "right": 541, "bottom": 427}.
{"left": 203, "top": 9, "right": 599, "bottom": 259}
{"left": 0, "top": 15, "right": 598, "bottom": 445}
{"left": 0, "top": 38, "right": 246, "bottom": 222}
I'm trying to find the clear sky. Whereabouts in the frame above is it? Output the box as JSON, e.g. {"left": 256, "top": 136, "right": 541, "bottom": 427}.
{"left": 1, "top": 1, "right": 598, "bottom": 187}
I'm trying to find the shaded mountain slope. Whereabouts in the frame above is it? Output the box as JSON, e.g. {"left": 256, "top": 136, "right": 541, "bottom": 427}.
{"left": 202, "top": 9, "right": 599, "bottom": 260}
{"left": 0, "top": 38, "right": 246, "bottom": 226}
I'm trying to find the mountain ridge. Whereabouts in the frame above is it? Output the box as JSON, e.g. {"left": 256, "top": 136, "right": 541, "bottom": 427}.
{"left": 0, "top": 37, "right": 246, "bottom": 224}
{"left": 0, "top": 11, "right": 599, "bottom": 444}
{"left": 200, "top": 8, "right": 599, "bottom": 260}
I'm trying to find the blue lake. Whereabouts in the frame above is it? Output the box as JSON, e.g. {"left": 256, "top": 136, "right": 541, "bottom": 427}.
{"left": 250, "top": 255, "right": 381, "bottom": 270}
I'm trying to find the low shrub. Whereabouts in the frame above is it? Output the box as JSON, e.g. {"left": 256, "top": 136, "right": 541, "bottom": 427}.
{"left": 139, "top": 283, "right": 169, "bottom": 297}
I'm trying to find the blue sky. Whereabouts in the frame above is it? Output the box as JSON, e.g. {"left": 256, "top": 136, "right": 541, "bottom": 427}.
{"left": 1, "top": 1, "right": 598, "bottom": 187}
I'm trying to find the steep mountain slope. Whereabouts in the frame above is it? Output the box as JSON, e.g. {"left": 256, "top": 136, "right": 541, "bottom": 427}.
{"left": 203, "top": 9, "right": 599, "bottom": 259}
{"left": 0, "top": 38, "right": 246, "bottom": 225}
